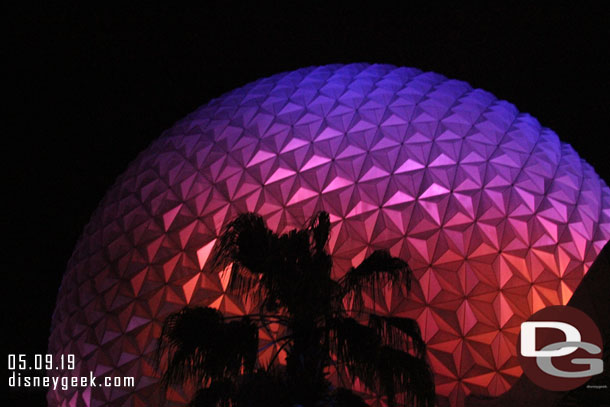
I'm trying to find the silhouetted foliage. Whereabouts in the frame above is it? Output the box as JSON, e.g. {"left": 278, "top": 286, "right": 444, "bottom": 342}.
{"left": 156, "top": 211, "right": 435, "bottom": 407}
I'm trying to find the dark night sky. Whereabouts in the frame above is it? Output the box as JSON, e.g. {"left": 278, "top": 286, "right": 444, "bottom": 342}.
{"left": 4, "top": 3, "right": 609, "bottom": 405}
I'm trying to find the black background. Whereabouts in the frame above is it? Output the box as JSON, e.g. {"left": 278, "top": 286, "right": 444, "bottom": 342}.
{"left": 4, "top": 3, "right": 609, "bottom": 405}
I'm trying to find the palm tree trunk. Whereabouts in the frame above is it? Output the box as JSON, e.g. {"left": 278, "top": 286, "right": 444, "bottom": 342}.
{"left": 286, "top": 318, "right": 328, "bottom": 406}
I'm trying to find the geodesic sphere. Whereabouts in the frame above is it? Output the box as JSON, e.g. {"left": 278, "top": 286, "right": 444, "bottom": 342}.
{"left": 48, "top": 64, "right": 610, "bottom": 407}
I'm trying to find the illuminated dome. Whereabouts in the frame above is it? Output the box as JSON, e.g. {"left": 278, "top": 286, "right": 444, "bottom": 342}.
{"left": 48, "top": 64, "right": 610, "bottom": 407}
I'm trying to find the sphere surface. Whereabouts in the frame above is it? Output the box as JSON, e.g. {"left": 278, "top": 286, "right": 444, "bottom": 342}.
{"left": 48, "top": 64, "right": 610, "bottom": 407}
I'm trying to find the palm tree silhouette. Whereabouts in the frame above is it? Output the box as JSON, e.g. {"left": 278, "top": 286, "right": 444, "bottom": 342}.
{"left": 156, "top": 211, "right": 435, "bottom": 407}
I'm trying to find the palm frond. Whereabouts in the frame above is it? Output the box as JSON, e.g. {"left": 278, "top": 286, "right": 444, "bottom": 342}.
{"left": 189, "top": 369, "right": 291, "bottom": 407}
{"left": 155, "top": 307, "right": 258, "bottom": 388}
{"left": 368, "top": 314, "right": 426, "bottom": 358}
{"left": 330, "top": 317, "right": 382, "bottom": 386}
{"left": 208, "top": 212, "right": 277, "bottom": 276}
{"left": 331, "top": 388, "right": 369, "bottom": 407}
{"left": 257, "top": 227, "right": 311, "bottom": 313}
{"left": 308, "top": 211, "right": 331, "bottom": 256}
{"left": 375, "top": 346, "right": 435, "bottom": 407}
{"left": 232, "top": 368, "right": 291, "bottom": 407}
{"left": 205, "top": 212, "right": 282, "bottom": 301}
{"left": 189, "top": 379, "right": 234, "bottom": 407}
{"left": 339, "top": 250, "right": 412, "bottom": 313}
{"left": 225, "top": 262, "right": 266, "bottom": 303}
{"left": 330, "top": 316, "right": 434, "bottom": 407}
